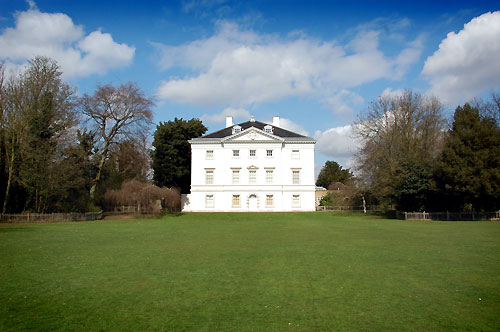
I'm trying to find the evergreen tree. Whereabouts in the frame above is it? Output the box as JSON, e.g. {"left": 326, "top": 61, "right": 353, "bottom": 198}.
{"left": 151, "top": 118, "right": 207, "bottom": 194}
{"left": 435, "top": 103, "right": 500, "bottom": 211}
{"left": 316, "top": 160, "right": 353, "bottom": 188}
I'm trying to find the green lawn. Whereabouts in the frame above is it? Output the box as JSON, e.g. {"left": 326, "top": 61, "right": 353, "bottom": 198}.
{"left": 1, "top": 213, "right": 499, "bottom": 331}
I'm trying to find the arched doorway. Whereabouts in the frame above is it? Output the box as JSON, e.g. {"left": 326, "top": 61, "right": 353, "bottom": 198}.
{"left": 247, "top": 194, "right": 259, "bottom": 211}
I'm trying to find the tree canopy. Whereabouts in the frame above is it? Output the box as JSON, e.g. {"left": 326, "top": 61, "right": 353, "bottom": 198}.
{"left": 151, "top": 118, "right": 207, "bottom": 194}
{"left": 435, "top": 103, "right": 500, "bottom": 211}
{"left": 80, "top": 82, "right": 154, "bottom": 200}
{"left": 315, "top": 160, "right": 353, "bottom": 188}
{"left": 354, "top": 90, "right": 446, "bottom": 209}
{"left": 0, "top": 57, "right": 77, "bottom": 212}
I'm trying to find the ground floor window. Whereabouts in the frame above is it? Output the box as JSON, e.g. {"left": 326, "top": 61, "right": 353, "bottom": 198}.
{"left": 266, "top": 195, "right": 274, "bottom": 207}
{"left": 232, "top": 194, "right": 241, "bottom": 208}
{"left": 292, "top": 194, "right": 301, "bottom": 208}
{"left": 205, "top": 194, "right": 214, "bottom": 208}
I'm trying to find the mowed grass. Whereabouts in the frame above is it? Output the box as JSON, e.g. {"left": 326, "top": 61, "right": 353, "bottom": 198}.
{"left": 1, "top": 213, "right": 499, "bottom": 331}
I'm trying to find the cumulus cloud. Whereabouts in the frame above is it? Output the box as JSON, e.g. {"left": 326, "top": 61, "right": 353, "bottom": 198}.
{"left": 201, "top": 107, "right": 251, "bottom": 123}
{"left": 422, "top": 11, "right": 500, "bottom": 105}
{"left": 314, "top": 125, "right": 359, "bottom": 167}
{"left": 380, "top": 87, "right": 406, "bottom": 98}
{"left": 154, "top": 22, "right": 422, "bottom": 111}
{"left": 0, "top": 5, "right": 135, "bottom": 79}
{"left": 274, "top": 118, "right": 309, "bottom": 136}
{"left": 323, "top": 89, "right": 365, "bottom": 116}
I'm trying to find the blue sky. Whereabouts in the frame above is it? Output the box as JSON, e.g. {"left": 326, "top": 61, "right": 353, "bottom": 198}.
{"left": 2, "top": 0, "right": 500, "bottom": 174}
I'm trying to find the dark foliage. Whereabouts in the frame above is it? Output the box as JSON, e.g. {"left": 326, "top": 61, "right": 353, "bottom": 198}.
{"left": 316, "top": 161, "right": 353, "bottom": 188}
{"left": 151, "top": 118, "right": 207, "bottom": 194}
{"left": 434, "top": 103, "right": 500, "bottom": 211}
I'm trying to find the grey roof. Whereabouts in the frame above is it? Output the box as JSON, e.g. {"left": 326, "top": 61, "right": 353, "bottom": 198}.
{"left": 194, "top": 120, "right": 315, "bottom": 141}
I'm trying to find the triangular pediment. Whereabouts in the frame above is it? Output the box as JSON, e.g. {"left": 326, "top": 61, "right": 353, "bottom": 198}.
{"left": 222, "top": 127, "right": 284, "bottom": 142}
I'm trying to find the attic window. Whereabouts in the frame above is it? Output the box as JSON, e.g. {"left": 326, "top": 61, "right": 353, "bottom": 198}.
{"left": 264, "top": 125, "right": 273, "bottom": 134}
{"left": 232, "top": 125, "right": 242, "bottom": 134}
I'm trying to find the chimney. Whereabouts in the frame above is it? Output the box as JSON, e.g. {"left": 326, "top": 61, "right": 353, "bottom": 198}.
{"left": 225, "top": 116, "right": 233, "bottom": 128}
{"left": 272, "top": 116, "right": 280, "bottom": 127}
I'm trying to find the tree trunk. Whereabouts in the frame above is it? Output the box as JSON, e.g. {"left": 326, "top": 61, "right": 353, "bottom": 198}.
{"left": 362, "top": 194, "right": 367, "bottom": 214}
{"left": 89, "top": 143, "right": 109, "bottom": 201}
{"left": 2, "top": 136, "right": 16, "bottom": 213}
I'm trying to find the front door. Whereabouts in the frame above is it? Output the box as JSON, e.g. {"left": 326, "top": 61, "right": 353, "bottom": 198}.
{"left": 248, "top": 194, "right": 258, "bottom": 211}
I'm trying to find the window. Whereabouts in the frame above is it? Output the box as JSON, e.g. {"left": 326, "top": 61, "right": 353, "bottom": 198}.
{"left": 205, "top": 195, "right": 214, "bottom": 208}
{"left": 206, "top": 150, "right": 214, "bottom": 159}
{"left": 232, "top": 125, "right": 242, "bottom": 134}
{"left": 205, "top": 169, "right": 214, "bottom": 184}
{"left": 292, "top": 150, "right": 300, "bottom": 159}
{"left": 264, "top": 125, "right": 273, "bottom": 134}
{"left": 266, "top": 195, "right": 274, "bottom": 207}
{"left": 233, "top": 150, "right": 239, "bottom": 158}
{"left": 292, "top": 169, "right": 300, "bottom": 184}
{"left": 292, "top": 194, "right": 301, "bottom": 208}
{"left": 232, "top": 169, "right": 240, "bottom": 184}
{"left": 249, "top": 149, "right": 256, "bottom": 157}
{"left": 266, "top": 149, "right": 273, "bottom": 157}
{"left": 232, "top": 195, "right": 240, "bottom": 208}
{"left": 266, "top": 169, "right": 273, "bottom": 184}
{"left": 249, "top": 170, "right": 257, "bottom": 184}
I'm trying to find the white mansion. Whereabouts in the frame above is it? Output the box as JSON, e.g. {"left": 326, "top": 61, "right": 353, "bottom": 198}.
{"left": 182, "top": 116, "right": 316, "bottom": 212}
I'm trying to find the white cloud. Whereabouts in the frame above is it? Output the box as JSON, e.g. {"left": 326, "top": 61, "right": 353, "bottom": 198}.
{"left": 0, "top": 5, "right": 135, "bottom": 79}
{"left": 422, "top": 11, "right": 500, "bottom": 105}
{"left": 154, "top": 22, "right": 421, "bottom": 111}
{"left": 274, "top": 118, "right": 309, "bottom": 136}
{"left": 201, "top": 107, "right": 251, "bottom": 123}
{"left": 380, "top": 87, "right": 406, "bottom": 98}
{"left": 314, "top": 125, "right": 359, "bottom": 168}
{"left": 324, "top": 89, "right": 365, "bottom": 116}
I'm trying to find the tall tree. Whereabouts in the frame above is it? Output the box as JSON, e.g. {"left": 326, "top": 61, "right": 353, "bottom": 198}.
{"left": 354, "top": 90, "right": 446, "bottom": 207}
{"left": 435, "top": 103, "right": 500, "bottom": 211}
{"left": 1, "top": 57, "right": 76, "bottom": 212}
{"left": 80, "top": 82, "right": 154, "bottom": 200}
{"left": 151, "top": 118, "right": 207, "bottom": 194}
{"left": 315, "top": 160, "right": 353, "bottom": 188}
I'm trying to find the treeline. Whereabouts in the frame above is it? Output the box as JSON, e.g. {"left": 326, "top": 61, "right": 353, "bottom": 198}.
{"left": 0, "top": 56, "right": 184, "bottom": 214}
{"left": 319, "top": 90, "right": 500, "bottom": 212}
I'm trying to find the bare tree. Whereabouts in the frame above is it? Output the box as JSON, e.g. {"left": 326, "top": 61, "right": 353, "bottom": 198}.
{"left": 80, "top": 82, "right": 154, "bottom": 200}
{"left": 472, "top": 91, "right": 500, "bottom": 125}
{"left": 354, "top": 90, "right": 446, "bottom": 205}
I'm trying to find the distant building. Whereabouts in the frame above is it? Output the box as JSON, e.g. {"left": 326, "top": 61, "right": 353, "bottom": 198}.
{"left": 315, "top": 186, "right": 328, "bottom": 207}
{"left": 182, "top": 116, "right": 316, "bottom": 212}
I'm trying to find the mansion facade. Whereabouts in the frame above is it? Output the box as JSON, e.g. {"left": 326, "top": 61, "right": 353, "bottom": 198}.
{"left": 182, "top": 116, "right": 316, "bottom": 212}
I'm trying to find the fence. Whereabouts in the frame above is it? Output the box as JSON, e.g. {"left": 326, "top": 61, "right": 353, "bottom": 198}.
{"left": 399, "top": 211, "right": 500, "bottom": 221}
{"left": 0, "top": 211, "right": 103, "bottom": 223}
{"left": 316, "top": 205, "right": 383, "bottom": 212}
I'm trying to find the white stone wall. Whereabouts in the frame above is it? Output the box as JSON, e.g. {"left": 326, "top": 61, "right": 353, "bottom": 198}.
{"left": 187, "top": 130, "right": 315, "bottom": 212}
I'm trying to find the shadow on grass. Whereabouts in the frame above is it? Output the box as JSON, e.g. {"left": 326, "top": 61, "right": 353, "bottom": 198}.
{"left": 326, "top": 210, "right": 395, "bottom": 219}
{"left": 0, "top": 226, "right": 34, "bottom": 232}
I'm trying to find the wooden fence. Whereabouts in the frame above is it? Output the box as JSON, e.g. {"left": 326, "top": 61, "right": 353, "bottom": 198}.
{"left": 399, "top": 211, "right": 500, "bottom": 221}
{"left": 0, "top": 211, "right": 103, "bottom": 223}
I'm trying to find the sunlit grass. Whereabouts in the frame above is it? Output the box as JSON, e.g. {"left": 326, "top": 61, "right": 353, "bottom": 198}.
{"left": 1, "top": 213, "right": 499, "bottom": 331}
